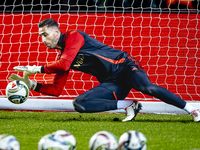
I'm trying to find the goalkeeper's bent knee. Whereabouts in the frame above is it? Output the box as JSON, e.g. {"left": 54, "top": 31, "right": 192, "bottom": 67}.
{"left": 73, "top": 98, "right": 86, "bottom": 113}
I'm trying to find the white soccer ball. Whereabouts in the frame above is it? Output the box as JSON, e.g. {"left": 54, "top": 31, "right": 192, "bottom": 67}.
{"left": 38, "top": 130, "right": 76, "bottom": 150}
{"left": 6, "top": 80, "right": 29, "bottom": 104}
{"left": 0, "top": 134, "right": 20, "bottom": 150}
{"left": 89, "top": 131, "right": 118, "bottom": 150}
{"left": 118, "top": 130, "right": 147, "bottom": 150}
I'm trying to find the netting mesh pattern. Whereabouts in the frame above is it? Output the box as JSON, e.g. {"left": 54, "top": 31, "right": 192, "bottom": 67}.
{"left": 0, "top": 12, "right": 199, "bottom": 101}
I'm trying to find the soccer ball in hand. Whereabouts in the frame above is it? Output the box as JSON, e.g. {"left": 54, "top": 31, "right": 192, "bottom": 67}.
{"left": 6, "top": 80, "right": 29, "bottom": 104}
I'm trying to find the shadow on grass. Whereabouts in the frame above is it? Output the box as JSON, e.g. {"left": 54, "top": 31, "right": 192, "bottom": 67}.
{"left": 135, "top": 119, "right": 193, "bottom": 123}
{"left": 0, "top": 111, "right": 194, "bottom": 123}
{"left": 47, "top": 113, "right": 194, "bottom": 123}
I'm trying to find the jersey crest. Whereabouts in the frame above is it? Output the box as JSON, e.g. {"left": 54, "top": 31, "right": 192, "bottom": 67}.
{"left": 73, "top": 53, "right": 84, "bottom": 68}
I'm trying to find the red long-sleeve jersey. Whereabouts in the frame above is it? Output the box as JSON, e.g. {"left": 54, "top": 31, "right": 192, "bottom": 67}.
{"left": 37, "top": 30, "right": 85, "bottom": 96}
{"left": 36, "top": 30, "right": 131, "bottom": 96}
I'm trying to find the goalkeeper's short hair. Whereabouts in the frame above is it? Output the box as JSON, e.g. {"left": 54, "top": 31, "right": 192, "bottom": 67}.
{"left": 38, "top": 18, "right": 59, "bottom": 29}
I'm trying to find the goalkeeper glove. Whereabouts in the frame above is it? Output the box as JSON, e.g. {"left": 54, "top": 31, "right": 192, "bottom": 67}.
{"left": 8, "top": 71, "right": 37, "bottom": 90}
{"left": 14, "top": 65, "right": 42, "bottom": 76}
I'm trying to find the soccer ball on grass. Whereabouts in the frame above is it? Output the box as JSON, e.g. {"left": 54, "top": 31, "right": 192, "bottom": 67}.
{"left": 118, "top": 130, "right": 147, "bottom": 150}
{"left": 0, "top": 134, "right": 20, "bottom": 150}
{"left": 38, "top": 130, "right": 76, "bottom": 150}
{"left": 89, "top": 131, "right": 118, "bottom": 150}
{"left": 6, "top": 80, "right": 29, "bottom": 104}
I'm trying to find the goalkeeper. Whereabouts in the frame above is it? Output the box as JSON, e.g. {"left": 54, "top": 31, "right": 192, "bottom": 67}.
{"left": 9, "top": 18, "right": 200, "bottom": 122}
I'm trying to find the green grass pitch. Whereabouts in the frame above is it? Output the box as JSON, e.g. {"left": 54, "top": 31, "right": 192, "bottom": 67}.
{"left": 0, "top": 111, "right": 200, "bottom": 150}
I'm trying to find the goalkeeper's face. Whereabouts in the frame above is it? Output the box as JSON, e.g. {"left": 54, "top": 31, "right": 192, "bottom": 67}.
{"left": 39, "top": 25, "right": 60, "bottom": 49}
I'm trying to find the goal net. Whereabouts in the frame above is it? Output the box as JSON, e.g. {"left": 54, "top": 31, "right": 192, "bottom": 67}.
{"left": 0, "top": 0, "right": 199, "bottom": 102}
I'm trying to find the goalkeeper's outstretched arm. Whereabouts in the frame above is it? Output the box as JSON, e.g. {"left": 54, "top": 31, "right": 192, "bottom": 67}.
{"left": 9, "top": 71, "right": 69, "bottom": 97}
{"left": 11, "top": 19, "right": 84, "bottom": 97}
{"left": 35, "top": 71, "right": 69, "bottom": 97}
